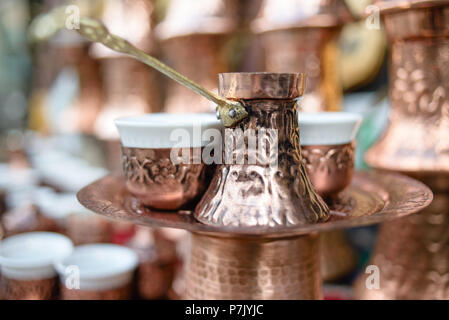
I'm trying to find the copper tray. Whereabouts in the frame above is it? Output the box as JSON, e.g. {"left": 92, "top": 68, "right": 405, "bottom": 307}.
{"left": 77, "top": 171, "right": 432, "bottom": 238}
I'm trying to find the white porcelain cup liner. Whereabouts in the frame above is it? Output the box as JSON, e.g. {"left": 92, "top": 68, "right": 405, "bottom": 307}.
{"left": 115, "top": 113, "right": 223, "bottom": 149}
{"left": 55, "top": 244, "right": 138, "bottom": 291}
{"left": 298, "top": 112, "right": 363, "bottom": 146}
{"left": 0, "top": 232, "right": 74, "bottom": 280}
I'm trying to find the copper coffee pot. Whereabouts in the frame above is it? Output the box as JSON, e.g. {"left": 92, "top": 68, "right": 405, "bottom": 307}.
{"left": 194, "top": 73, "right": 329, "bottom": 227}
{"left": 354, "top": 0, "right": 449, "bottom": 300}
{"left": 252, "top": 0, "right": 354, "bottom": 112}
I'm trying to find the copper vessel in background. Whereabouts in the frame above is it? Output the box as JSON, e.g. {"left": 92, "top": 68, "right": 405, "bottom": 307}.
{"left": 127, "top": 226, "right": 178, "bottom": 299}
{"left": 252, "top": 0, "right": 354, "bottom": 112}
{"left": 365, "top": 0, "right": 449, "bottom": 176}
{"left": 155, "top": 0, "right": 239, "bottom": 113}
{"left": 91, "top": 0, "right": 162, "bottom": 172}
{"left": 27, "top": 0, "right": 104, "bottom": 135}
{"left": 355, "top": 0, "right": 449, "bottom": 300}
{"left": 66, "top": 212, "right": 112, "bottom": 245}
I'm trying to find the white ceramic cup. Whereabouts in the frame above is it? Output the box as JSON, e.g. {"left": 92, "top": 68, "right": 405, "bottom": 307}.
{"left": 0, "top": 232, "right": 74, "bottom": 299}
{"left": 298, "top": 112, "right": 363, "bottom": 146}
{"left": 0, "top": 232, "right": 74, "bottom": 280}
{"left": 55, "top": 243, "right": 139, "bottom": 300}
{"left": 114, "top": 112, "right": 222, "bottom": 149}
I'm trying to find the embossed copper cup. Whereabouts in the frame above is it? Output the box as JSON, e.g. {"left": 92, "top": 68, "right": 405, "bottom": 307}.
{"left": 115, "top": 113, "right": 222, "bottom": 211}
{"left": 299, "top": 112, "right": 362, "bottom": 199}
{"left": 0, "top": 232, "right": 74, "bottom": 300}
{"left": 55, "top": 244, "right": 138, "bottom": 300}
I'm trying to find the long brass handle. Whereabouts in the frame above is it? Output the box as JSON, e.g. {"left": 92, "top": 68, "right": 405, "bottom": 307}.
{"left": 29, "top": 10, "right": 248, "bottom": 127}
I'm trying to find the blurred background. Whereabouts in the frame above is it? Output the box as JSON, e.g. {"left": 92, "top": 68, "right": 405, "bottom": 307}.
{"left": 0, "top": 0, "right": 391, "bottom": 299}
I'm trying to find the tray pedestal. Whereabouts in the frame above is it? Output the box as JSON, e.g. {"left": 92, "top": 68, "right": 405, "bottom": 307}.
{"left": 184, "top": 232, "right": 321, "bottom": 300}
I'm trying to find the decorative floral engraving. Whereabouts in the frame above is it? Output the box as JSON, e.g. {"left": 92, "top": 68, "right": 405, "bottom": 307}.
{"left": 122, "top": 147, "right": 207, "bottom": 210}
{"left": 302, "top": 144, "right": 354, "bottom": 174}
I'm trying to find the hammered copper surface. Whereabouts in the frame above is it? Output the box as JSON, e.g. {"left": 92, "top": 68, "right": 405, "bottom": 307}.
{"left": 60, "top": 283, "right": 132, "bottom": 300}
{"left": 195, "top": 72, "right": 329, "bottom": 228}
{"left": 122, "top": 147, "right": 209, "bottom": 211}
{"left": 1, "top": 276, "right": 58, "bottom": 300}
{"left": 184, "top": 232, "right": 321, "bottom": 299}
{"left": 76, "top": 171, "right": 432, "bottom": 237}
{"left": 302, "top": 143, "right": 355, "bottom": 199}
{"left": 354, "top": 192, "right": 449, "bottom": 299}
{"left": 365, "top": 5, "right": 449, "bottom": 174}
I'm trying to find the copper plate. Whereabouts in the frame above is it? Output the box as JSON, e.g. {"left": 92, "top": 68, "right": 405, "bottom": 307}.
{"left": 77, "top": 171, "right": 432, "bottom": 238}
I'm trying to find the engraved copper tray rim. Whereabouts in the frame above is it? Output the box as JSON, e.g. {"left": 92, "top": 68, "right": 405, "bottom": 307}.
{"left": 77, "top": 171, "right": 432, "bottom": 238}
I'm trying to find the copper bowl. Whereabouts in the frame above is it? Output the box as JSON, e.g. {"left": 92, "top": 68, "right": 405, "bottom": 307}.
{"left": 115, "top": 113, "right": 222, "bottom": 210}
{"left": 299, "top": 112, "right": 362, "bottom": 198}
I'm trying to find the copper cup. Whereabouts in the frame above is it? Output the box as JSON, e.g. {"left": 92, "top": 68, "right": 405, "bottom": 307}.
{"left": 0, "top": 232, "right": 73, "bottom": 300}
{"left": 299, "top": 112, "right": 362, "bottom": 199}
{"left": 115, "top": 113, "right": 222, "bottom": 210}
{"left": 55, "top": 244, "right": 138, "bottom": 300}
